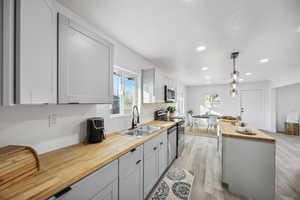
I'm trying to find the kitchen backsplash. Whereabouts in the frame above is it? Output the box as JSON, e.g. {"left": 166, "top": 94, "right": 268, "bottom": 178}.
{"left": 0, "top": 103, "right": 175, "bottom": 154}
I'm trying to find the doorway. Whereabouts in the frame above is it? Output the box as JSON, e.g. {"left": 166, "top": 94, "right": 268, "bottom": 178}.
{"left": 240, "top": 89, "right": 265, "bottom": 129}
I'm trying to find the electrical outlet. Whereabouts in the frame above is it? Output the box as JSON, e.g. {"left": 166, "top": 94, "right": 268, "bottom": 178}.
{"left": 48, "top": 113, "right": 56, "bottom": 128}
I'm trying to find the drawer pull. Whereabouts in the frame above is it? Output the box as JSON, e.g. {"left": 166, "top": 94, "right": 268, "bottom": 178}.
{"left": 130, "top": 148, "right": 136, "bottom": 152}
{"left": 54, "top": 187, "right": 72, "bottom": 198}
{"left": 160, "top": 142, "right": 163, "bottom": 145}
{"left": 153, "top": 147, "right": 158, "bottom": 151}
{"left": 136, "top": 160, "right": 142, "bottom": 165}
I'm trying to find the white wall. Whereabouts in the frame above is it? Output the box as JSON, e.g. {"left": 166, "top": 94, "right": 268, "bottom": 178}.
{"left": 276, "top": 83, "right": 300, "bottom": 132}
{"left": 186, "top": 81, "right": 274, "bottom": 131}
{"left": 187, "top": 84, "right": 240, "bottom": 117}
{"left": 0, "top": 2, "right": 186, "bottom": 154}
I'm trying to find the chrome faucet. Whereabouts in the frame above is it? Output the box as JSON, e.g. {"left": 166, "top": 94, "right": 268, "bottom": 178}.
{"left": 131, "top": 105, "right": 140, "bottom": 130}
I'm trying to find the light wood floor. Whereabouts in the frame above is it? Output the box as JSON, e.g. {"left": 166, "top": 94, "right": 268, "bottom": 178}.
{"left": 171, "top": 134, "right": 249, "bottom": 200}
{"left": 171, "top": 130, "right": 300, "bottom": 200}
{"left": 267, "top": 132, "right": 300, "bottom": 200}
{"left": 185, "top": 126, "right": 218, "bottom": 138}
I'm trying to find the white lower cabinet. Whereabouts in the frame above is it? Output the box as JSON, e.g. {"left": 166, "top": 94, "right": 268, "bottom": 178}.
{"left": 144, "top": 131, "right": 168, "bottom": 198}
{"left": 119, "top": 146, "right": 143, "bottom": 200}
{"left": 51, "top": 160, "right": 118, "bottom": 200}
{"left": 158, "top": 132, "right": 168, "bottom": 176}
{"left": 90, "top": 180, "right": 118, "bottom": 200}
{"left": 49, "top": 132, "right": 170, "bottom": 200}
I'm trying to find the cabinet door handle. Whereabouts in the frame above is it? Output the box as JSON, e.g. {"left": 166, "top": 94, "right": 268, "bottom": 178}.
{"left": 153, "top": 147, "right": 157, "bottom": 151}
{"left": 136, "top": 160, "right": 141, "bottom": 165}
{"left": 160, "top": 142, "right": 163, "bottom": 145}
{"left": 130, "top": 148, "right": 136, "bottom": 152}
{"left": 54, "top": 187, "right": 72, "bottom": 198}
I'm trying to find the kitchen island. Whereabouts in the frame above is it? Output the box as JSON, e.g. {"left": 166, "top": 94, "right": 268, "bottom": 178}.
{"left": 220, "top": 121, "right": 276, "bottom": 200}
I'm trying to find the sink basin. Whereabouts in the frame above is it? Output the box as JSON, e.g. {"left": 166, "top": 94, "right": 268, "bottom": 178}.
{"left": 120, "top": 125, "right": 163, "bottom": 138}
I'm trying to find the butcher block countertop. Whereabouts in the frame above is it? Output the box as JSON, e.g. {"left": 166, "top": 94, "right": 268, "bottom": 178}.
{"left": 220, "top": 121, "right": 275, "bottom": 142}
{"left": 0, "top": 120, "right": 176, "bottom": 200}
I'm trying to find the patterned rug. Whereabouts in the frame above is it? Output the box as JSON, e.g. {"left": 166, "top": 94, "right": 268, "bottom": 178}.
{"left": 150, "top": 168, "right": 194, "bottom": 200}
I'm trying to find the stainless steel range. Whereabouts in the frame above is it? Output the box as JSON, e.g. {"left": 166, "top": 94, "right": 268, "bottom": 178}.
{"left": 154, "top": 110, "right": 185, "bottom": 158}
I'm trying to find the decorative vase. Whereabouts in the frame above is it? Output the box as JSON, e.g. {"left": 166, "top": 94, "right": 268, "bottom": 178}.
{"left": 169, "top": 112, "right": 175, "bottom": 118}
{"left": 237, "top": 126, "right": 246, "bottom": 132}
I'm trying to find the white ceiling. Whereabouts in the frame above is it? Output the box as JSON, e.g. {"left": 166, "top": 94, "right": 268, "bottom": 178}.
{"left": 57, "top": 0, "right": 300, "bottom": 86}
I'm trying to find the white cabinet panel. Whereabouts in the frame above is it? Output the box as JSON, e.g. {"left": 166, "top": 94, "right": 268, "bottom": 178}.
{"left": 58, "top": 14, "right": 113, "bottom": 104}
{"left": 55, "top": 160, "right": 118, "bottom": 200}
{"left": 142, "top": 69, "right": 155, "bottom": 103}
{"left": 144, "top": 146, "right": 159, "bottom": 198}
{"left": 119, "top": 146, "right": 143, "bottom": 200}
{"left": 2, "top": 0, "right": 14, "bottom": 106}
{"left": 0, "top": 0, "right": 3, "bottom": 105}
{"left": 222, "top": 137, "right": 275, "bottom": 200}
{"left": 90, "top": 180, "right": 118, "bottom": 200}
{"left": 119, "top": 146, "right": 143, "bottom": 178}
{"left": 142, "top": 68, "right": 165, "bottom": 103}
{"left": 158, "top": 131, "right": 168, "bottom": 176}
{"left": 15, "top": 0, "right": 57, "bottom": 104}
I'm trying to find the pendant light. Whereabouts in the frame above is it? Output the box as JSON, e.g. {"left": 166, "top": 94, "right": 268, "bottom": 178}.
{"left": 230, "top": 52, "right": 240, "bottom": 97}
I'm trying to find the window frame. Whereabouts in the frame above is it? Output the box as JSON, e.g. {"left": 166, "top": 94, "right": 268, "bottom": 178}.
{"left": 111, "top": 65, "right": 138, "bottom": 117}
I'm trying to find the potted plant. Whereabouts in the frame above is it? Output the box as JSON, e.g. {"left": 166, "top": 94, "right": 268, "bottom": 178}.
{"left": 167, "top": 106, "right": 176, "bottom": 118}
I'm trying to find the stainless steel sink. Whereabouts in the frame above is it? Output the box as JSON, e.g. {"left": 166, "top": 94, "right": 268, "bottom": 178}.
{"left": 120, "top": 125, "right": 163, "bottom": 138}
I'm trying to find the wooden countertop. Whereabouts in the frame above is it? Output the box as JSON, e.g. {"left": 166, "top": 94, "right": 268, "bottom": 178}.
{"left": 0, "top": 120, "right": 176, "bottom": 200}
{"left": 220, "top": 121, "right": 275, "bottom": 142}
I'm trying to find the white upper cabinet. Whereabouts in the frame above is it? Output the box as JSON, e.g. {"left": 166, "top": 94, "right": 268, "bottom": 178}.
{"left": 0, "top": 0, "right": 3, "bottom": 106}
{"left": 2, "top": 0, "right": 14, "bottom": 106}
{"left": 15, "top": 0, "right": 57, "bottom": 104}
{"left": 142, "top": 68, "right": 165, "bottom": 104}
{"left": 58, "top": 14, "right": 113, "bottom": 104}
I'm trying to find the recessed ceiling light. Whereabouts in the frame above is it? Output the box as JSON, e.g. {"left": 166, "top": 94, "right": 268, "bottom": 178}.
{"left": 245, "top": 72, "right": 252, "bottom": 76}
{"left": 239, "top": 78, "right": 244, "bottom": 82}
{"left": 204, "top": 75, "right": 211, "bottom": 80}
{"left": 196, "top": 46, "right": 207, "bottom": 52}
{"left": 259, "top": 58, "right": 269, "bottom": 63}
{"left": 201, "top": 67, "right": 208, "bottom": 71}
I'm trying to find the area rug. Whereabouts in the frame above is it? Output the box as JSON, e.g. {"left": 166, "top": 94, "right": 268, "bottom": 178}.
{"left": 150, "top": 168, "right": 194, "bottom": 200}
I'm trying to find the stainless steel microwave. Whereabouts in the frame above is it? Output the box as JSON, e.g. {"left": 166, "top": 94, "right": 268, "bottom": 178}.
{"left": 164, "top": 85, "right": 176, "bottom": 103}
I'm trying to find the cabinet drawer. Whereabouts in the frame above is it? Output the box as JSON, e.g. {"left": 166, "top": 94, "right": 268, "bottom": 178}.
{"left": 119, "top": 145, "right": 143, "bottom": 178}
{"left": 55, "top": 160, "right": 118, "bottom": 200}
{"left": 144, "top": 135, "right": 160, "bottom": 155}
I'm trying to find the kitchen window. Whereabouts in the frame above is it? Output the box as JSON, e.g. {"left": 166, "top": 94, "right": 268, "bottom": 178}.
{"left": 177, "top": 92, "right": 185, "bottom": 115}
{"left": 111, "top": 66, "right": 138, "bottom": 115}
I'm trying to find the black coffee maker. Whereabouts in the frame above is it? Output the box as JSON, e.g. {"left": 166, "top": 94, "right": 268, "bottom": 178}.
{"left": 87, "top": 117, "right": 105, "bottom": 144}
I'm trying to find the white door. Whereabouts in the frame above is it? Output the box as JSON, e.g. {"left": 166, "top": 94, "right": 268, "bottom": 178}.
{"left": 240, "top": 90, "right": 264, "bottom": 129}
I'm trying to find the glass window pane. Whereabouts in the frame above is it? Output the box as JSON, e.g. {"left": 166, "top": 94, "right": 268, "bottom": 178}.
{"left": 124, "top": 76, "right": 136, "bottom": 113}
{"left": 112, "top": 72, "right": 121, "bottom": 114}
